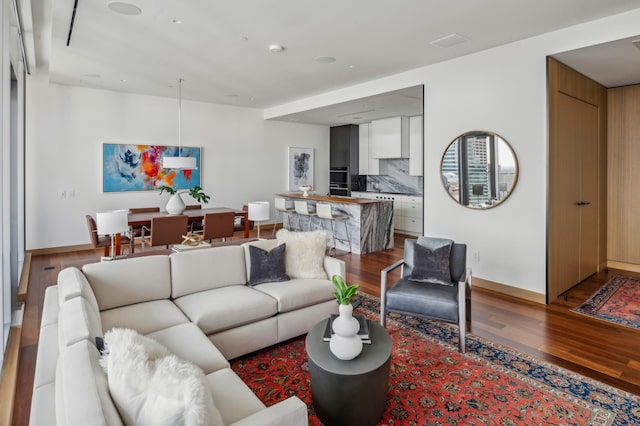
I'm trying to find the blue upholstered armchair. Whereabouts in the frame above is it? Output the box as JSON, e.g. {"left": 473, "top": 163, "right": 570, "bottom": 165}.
{"left": 380, "top": 238, "right": 472, "bottom": 353}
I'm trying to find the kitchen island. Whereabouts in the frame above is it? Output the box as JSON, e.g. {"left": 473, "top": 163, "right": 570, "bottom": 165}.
{"left": 276, "top": 193, "right": 394, "bottom": 254}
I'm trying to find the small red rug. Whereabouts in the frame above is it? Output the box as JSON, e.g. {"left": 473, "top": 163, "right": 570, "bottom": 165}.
{"left": 231, "top": 294, "right": 639, "bottom": 425}
{"left": 571, "top": 275, "right": 640, "bottom": 330}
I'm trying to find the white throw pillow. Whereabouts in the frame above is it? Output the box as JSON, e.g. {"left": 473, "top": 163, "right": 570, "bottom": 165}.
{"left": 276, "top": 229, "right": 328, "bottom": 279}
{"left": 101, "top": 328, "right": 223, "bottom": 426}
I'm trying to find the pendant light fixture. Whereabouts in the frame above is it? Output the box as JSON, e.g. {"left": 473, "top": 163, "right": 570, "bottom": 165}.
{"left": 162, "top": 78, "right": 197, "bottom": 170}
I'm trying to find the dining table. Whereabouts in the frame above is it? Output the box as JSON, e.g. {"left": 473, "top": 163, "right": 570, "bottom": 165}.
{"left": 115, "top": 207, "right": 250, "bottom": 255}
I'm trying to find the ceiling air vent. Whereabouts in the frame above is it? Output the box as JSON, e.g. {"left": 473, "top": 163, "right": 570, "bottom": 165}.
{"left": 430, "top": 33, "right": 470, "bottom": 49}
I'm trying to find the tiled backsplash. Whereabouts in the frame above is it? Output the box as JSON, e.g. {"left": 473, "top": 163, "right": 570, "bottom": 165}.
{"left": 365, "top": 159, "right": 423, "bottom": 195}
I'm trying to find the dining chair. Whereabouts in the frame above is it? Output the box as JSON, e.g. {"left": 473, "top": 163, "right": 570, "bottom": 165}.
{"left": 86, "top": 215, "right": 132, "bottom": 256}
{"left": 200, "top": 212, "right": 235, "bottom": 243}
{"left": 233, "top": 205, "right": 254, "bottom": 234}
{"left": 140, "top": 215, "right": 189, "bottom": 251}
{"left": 185, "top": 204, "right": 203, "bottom": 232}
{"left": 128, "top": 207, "right": 160, "bottom": 252}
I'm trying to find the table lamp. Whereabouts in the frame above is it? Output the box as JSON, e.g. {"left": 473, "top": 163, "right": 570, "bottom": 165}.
{"left": 96, "top": 210, "right": 129, "bottom": 260}
{"left": 248, "top": 201, "right": 270, "bottom": 240}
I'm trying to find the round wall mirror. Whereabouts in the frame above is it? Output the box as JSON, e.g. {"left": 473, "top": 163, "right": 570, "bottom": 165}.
{"left": 441, "top": 131, "right": 518, "bottom": 209}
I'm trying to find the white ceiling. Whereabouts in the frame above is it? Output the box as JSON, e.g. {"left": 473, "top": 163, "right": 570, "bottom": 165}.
{"left": 29, "top": 0, "right": 640, "bottom": 125}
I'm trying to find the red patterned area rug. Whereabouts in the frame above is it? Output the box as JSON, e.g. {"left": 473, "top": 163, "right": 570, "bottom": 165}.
{"left": 231, "top": 294, "right": 640, "bottom": 425}
{"left": 571, "top": 275, "right": 640, "bottom": 330}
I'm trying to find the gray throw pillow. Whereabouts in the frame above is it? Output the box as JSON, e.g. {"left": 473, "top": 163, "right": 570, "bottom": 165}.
{"left": 248, "top": 243, "right": 290, "bottom": 286}
{"left": 408, "top": 242, "right": 453, "bottom": 286}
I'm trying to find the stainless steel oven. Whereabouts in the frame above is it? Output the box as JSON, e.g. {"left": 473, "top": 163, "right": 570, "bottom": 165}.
{"left": 329, "top": 167, "right": 349, "bottom": 196}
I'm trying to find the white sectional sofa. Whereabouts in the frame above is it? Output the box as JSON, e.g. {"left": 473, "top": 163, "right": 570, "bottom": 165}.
{"left": 30, "top": 237, "right": 344, "bottom": 426}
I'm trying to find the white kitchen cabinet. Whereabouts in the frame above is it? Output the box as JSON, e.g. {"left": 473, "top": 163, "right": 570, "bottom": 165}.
{"left": 358, "top": 123, "right": 379, "bottom": 175}
{"left": 371, "top": 116, "right": 409, "bottom": 159}
{"left": 394, "top": 194, "right": 423, "bottom": 236}
{"left": 409, "top": 115, "right": 423, "bottom": 176}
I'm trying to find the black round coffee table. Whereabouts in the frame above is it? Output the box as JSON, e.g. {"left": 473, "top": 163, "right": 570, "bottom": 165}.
{"left": 305, "top": 318, "right": 392, "bottom": 426}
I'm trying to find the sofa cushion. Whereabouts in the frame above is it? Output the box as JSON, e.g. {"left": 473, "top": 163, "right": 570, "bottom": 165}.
{"left": 147, "top": 323, "right": 230, "bottom": 374}
{"left": 242, "top": 239, "right": 278, "bottom": 278}
{"left": 174, "top": 286, "right": 278, "bottom": 335}
{"left": 58, "top": 297, "right": 103, "bottom": 351}
{"left": 205, "top": 368, "right": 265, "bottom": 425}
{"left": 55, "top": 340, "right": 123, "bottom": 426}
{"left": 57, "top": 267, "right": 100, "bottom": 314}
{"left": 252, "top": 278, "right": 334, "bottom": 313}
{"left": 409, "top": 241, "right": 453, "bottom": 286}
{"left": 247, "top": 243, "right": 289, "bottom": 286}
{"left": 171, "top": 246, "right": 247, "bottom": 298}
{"left": 101, "top": 328, "right": 223, "bottom": 426}
{"left": 83, "top": 255, "right": 171, "bottom": 311}
{"left": 276, "top": 229, "right": 328, "bottom": 279}
{"left": 100, "top": 299, "right": 189, "bottom": 335}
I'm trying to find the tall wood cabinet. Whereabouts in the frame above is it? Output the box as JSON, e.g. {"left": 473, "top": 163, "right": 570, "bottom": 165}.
{"left": 547, "top": 58, "right": 607, "bottom": 303}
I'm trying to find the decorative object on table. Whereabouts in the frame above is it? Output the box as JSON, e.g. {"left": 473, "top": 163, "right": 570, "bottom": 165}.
{"left": 299, "top": 185, "right": 312, "bottom": 197}
{"left": 323, "top": 314, "right": 371, "bottom": 343}
{"left": 171, "top": 242, "right": 212, "bottom": 252}
{"left": 329, "top": 275, "right": 362, "bottom": 360}
{"left": 181, "top": 232, "right": 204, "bottom": 246}
{"left": 159, "top": 185, "right": 210, "bottom": 215}
{"left": 102, "top": 143, "right": 201, "bottom": 192}
{"left": 96, "top": 210, "right": 129, "bottom": 261}
{"left": 162, "top": 78, "right": 198, "bottom": 170}
{"left": 248, "top": 201, "right": 270, "bottom": 240}
{"left": 571, "top": 275, "right": 640, "bottom": 330}
{"left": 288, "top": 147, "right": 314, "bottom": 191}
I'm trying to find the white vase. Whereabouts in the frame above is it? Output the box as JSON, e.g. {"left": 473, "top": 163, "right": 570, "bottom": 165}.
{"left": 329, "top": 303, "right": 363, "bottom": 360}
{"left": 166, "top": 194, "right": 186, "bottom": 215}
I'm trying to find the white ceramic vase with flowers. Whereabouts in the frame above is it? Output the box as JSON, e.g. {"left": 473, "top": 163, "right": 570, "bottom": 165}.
{"left": 159, "top": 185, "right": 211, "bottom": 215}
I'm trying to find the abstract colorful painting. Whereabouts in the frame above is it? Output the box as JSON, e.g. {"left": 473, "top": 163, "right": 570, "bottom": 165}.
{"left": 103, "top": 143, "right": 201, "bottom": 192}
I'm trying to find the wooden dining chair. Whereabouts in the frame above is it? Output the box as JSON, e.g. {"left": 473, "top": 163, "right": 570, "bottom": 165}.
{"left": 201, "top": 212, "right": 235, "bottom": 243}
{"left": 128, "top": 207, "right": 160, "bottom": 251}
{"left": 185, "top": 204, "right": 203, "bottom": 232}
{"left": 140, "top": 215, "right": 189, "bottom": 251}
{"left": 234, "top": 204, "right": 254, "bottom": 233}
{"left": 86, "top": 215, "right": 132, "bottom": 255}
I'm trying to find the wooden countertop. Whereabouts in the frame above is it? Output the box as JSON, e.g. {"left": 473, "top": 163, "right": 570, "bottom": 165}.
{"left": 277, "top": 193, "right": 389, "bottom": 204}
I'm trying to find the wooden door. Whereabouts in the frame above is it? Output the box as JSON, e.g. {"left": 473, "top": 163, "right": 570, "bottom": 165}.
{"left": 548, "top": 58, "right": 607, "bottom": 303}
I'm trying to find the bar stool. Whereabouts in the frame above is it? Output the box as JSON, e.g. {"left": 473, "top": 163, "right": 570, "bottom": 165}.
{"left": 316, "top": 203, "right": 352, "bottom": 255}
{"left": 273, "top": 197, "right": 295, "bottom": 236}
{"left": 294, "top": 200, "right": 317, "bottom": 231}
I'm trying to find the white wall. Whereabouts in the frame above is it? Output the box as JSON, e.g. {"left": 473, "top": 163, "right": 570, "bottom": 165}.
{"left": 25, "top": 73, "right": 329, "bottom": 249}
{"left": 265, "top": 9, "right": 640, "bottom": 296}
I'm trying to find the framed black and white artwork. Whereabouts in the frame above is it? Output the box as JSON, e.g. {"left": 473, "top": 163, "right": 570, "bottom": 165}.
{"left": 288, "top": 147, "right": 314, "bottom": 191}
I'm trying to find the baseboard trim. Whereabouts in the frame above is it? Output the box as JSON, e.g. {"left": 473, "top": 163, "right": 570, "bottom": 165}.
{"left": 606, "top": 260, "right": 640, "bottom": 273}
{"left": 27, "top": 244, "right": 94, "bottom": 256}
{"left": 473, "top": 277, "right": 546, "bottom": 305}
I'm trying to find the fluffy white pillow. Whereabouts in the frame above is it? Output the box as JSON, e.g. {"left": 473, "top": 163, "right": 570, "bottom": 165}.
{"left": 276, "top": 229, "right": 328, "bottom": 279}
{"left": 101, "top": 328, "right": 223, "bottom": 426}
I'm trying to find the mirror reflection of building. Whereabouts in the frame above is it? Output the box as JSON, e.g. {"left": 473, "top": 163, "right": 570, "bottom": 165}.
{"left": 441, "top": 131, "right": 518, "bottom": 209}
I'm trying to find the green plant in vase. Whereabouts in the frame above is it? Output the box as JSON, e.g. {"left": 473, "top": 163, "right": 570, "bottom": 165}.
{"left": 331, "top": 275, "right": 359, "bottom": 305}
{"left": 159, "top": 185, "right": 210, "bottom": 214}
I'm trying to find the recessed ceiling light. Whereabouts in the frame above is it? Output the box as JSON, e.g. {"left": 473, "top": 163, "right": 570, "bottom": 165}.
{"left": 240, "top": 36, "right": 249, "bottom": 41}
{"left": 121, "top": 79, "right": 127, "bottom": 83}
{"left": 172, "top": 19, "right": 182, "bottom": 24}
{"left": 430, "top": 33, "right": 470, "bottom": 48}
{"left": 268, "top": 44, "right": 285, "bottom": 53}
{"left": 316, "top": 56, "right": 336, "bottom": 64}
{"left": 107, "top": 2, "right": 142, "bottom": 15}
{"left": 348, "top": 65, "right": 356, "bottom": 69}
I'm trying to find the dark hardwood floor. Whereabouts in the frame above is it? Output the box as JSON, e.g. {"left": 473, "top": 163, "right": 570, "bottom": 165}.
{"left": 12, "top": 233, "right": 640, "bottom": 424}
